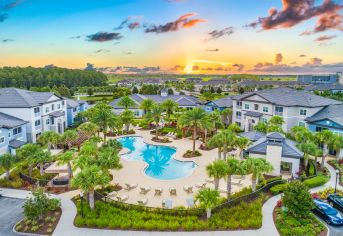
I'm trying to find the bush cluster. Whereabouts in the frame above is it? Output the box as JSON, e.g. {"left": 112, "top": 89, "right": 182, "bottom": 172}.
{"left": 270, "top": 184, "right": 288, "bottom": 195}
{"left": 303, "top": 175, "right": 329, "bottom": 188}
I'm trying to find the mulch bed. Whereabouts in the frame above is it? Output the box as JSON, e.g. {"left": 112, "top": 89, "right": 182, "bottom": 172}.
{"left": 151, "top": 137, "right": 172, "bottom": 143}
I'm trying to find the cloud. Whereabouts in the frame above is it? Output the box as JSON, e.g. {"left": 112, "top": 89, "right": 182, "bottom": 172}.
{"left": 2, "top": 0, "right": 25, "bottom": 10}
{"left": 299, "top": 54, "right": 307, "bottom": 57}
{"left": 1, "top": 38, "right": 14, "bottom": 43}
{"left": 144, "top": 13, "right": 206, "bottom": 34}
{"left": 232, "top": 64, "right": 244, "bottom": 71}
{"left": 248, "top": 0, "right": 343, "bottom": 34}
{"left": 207, "top": 27, "right": 234, "bottom": 40}
{"left": 192, "top": 65, "right": 200, "bottom": 71}
{"left": 206, "top": 48, "right": 219, "bottom": 52}
{"left": 255, "top": 62, "right": 274, "bottom": 68}
{"left": 315, "top": 35, "right": 337, "bottom": 42}
{"left": 123, "top": 51, "right": 133, "bottom": 55}
{"left": 70, "top": 35, "right": 82, "bottom": 39}
{"left": 306, "top": 57, "right": 322, "bottom": 65}
{"left": 171, "top": 65, "right": 185, "bottom": 71}
{"left": 275, "top": 53, "right": 283, "bottom": 64}
{"left": 114, "top": 16, "right": 142, "bottom": 31}
{"left": 86, "top": 32, "right": 123, "bottom": 42}
{"left": 0, "top": 13, "right": 8, "bottom": 22}
{"left": 94, "top": 49, "right": 110, "bottom": 53}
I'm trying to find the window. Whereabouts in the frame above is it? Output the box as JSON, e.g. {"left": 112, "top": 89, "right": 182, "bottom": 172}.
{"left": 13, "top": 127, "right": 22, "bottom": 135}
{"left": 46, "top": 119, "right": 50, "bottom": 125}
{"left": 262, "top": 117, "right": 268, "bottom": 123}
{"left": 300, "top": 109, "right": 307, "bottom": 116}
{"left": 51, "top": 118, "right": 54, "bottom": 125}
{"left": 0, "top": 136, "right": 4, "bottom": 144}
{"left": 263, "top": 106, "right": 269, "bottom": 113}
{"left": 275, "top": 106, "right": 283, "bottom": 115}
{"left": 8, "top": 132, "right": 11, "bottom": 137}
{"left": 236, "top": 101, "right": 242, "bottom": 108}
{"left": 236, "top": 111, "right": 242, "bottom": 119}
{"left": 316, "top": 126, "right": 323, "bottom": 132}
{"left": 34, "top": 107, "right": 40, "bottom": 113}
{"left": 57, "top": 104, "right": 61, "bottom": 109}
{"left": 254, "top": 104, "right": 259, "bottom": 111}
{"left": 62, "top": 101, "right": 65, "bottom": 106}
{"left": 35, "top": 120, "right": 41, "bottom": 126}
{"left": 244, "top": 104, "right": 250, "bottom": 110}
{"left": 236, "top": 122, "right": 241, "bottom": 127}
{"left": 51, "top": 104, "right": 55, "bottom": 111}
{"left": 45, "top": 107, "right": 49, "bottom": 113}
{"left": 299, "top": 122, "right": 305, "bottom": 127}
{"left": 73, "top": 108, "right": 77, "bottom": 112}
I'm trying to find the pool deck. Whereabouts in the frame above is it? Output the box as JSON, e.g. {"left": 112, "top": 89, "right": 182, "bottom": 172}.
{"left": 108, "top": 129, "right": 252, "bottom": 207}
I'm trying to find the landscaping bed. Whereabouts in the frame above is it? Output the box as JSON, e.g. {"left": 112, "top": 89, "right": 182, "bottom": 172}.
{"left": 74, "top": 196, "right": 264, "bottom": 231}
{"left": 183, "top": 150, "right": 202, "bottom": 158}
{"left": 327, "top": 159, "right": 343, "bottom": 186}
{"left": 151, "top": 137, "right": 172, "bottom": 143}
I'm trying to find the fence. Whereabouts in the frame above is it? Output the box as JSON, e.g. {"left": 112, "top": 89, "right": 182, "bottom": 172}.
{"left": 94, "top": 179, "right": 285, "bottom": 217}
{"left": 19, "top": 172, "right": 50, "bottom": 187}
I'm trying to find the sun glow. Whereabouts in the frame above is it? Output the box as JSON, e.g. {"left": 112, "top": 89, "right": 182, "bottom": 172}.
{"left": 184, "top": 63, "right": 194, "bottom": 74}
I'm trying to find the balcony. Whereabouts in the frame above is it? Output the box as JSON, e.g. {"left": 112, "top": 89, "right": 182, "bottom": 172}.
{"left": 35, "top": 125, "right": 41, "bottom": 131}
{"left": 275, "top": 112, "right": 283, "bottom": 116}
{"left": 34, "top": 112, "right": 41, "bottom": 117}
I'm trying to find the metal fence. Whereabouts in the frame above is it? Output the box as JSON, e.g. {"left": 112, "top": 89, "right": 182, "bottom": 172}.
{"left": 19, "top": 172, "right": 50, "bottom": 187}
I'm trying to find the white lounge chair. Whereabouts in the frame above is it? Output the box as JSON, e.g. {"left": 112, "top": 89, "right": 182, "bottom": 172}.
{"left": 186, "top": 197, "right": 195, "bottom": 208}
{"left": 162, "top": 199, "right": 173, "bottom": 209}
{"left": 137, "top": 199, "right": 148, "bottom": 205}
{"left": 206, "top": 178, "right": 214, "bottom": 183}
{"left": 140, "top": 186, "right": 151, "bottom": 194}
{"left": 125, "top": 183, "right": 138, "bottom": 191}
{"left": 155, "top": 188, "right": 163, "bottom": 196}
{"left": 117, "top": 195, "right": 129, "bottom": 202}
{"left": 196, "top": 182, "right": 207, "bottom": 189}
{"left": 183, "top": 185, "right": 193, "bottom": 193}
{"left": 108, "top": 191, "right": 118, "bottom": 199}
{"left": 169, "top": 188, "right": 177, "bottom": 196}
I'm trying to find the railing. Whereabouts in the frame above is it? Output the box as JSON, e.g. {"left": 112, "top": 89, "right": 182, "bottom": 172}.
{"left": 19, "top": 172, "right": 49, "bottom": 187}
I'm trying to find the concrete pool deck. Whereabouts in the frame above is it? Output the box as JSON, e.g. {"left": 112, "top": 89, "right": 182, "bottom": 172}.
{"left": 108, "top": 129, "right": 252, "bottom": 207}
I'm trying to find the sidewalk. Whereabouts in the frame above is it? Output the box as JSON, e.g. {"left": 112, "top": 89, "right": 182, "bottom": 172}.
{"left": 1, "top": 161, "right": 341, "bottom": 236}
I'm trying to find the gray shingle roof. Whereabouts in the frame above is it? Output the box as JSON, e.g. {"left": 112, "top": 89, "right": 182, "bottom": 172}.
{"left": 109, "top": 94, "right": 200, "bottom": 109}
{"left": 246, "top": 132, "right": 303, "bottom": 158}
{"left": 49, "top": 111, "right": 65, "bottom": 117}
{"left": 232, "top": 88, "right": 342, "bottom": 107}
{"left": 9, "top": 139, "right": 27, "bottom": 148}
{"left": 245, "top": 111, "right": 263, "bottom": 117}
{"left": 207, "top": 96, "right": 233, "bottom": 108}
{"left": 239, "top": 131, "right": 266, "bottom": 142}
{"left": 0, "top": 112, "right": 28, "bottom": 129}
{"left": 305, "top": 83, "right": 343, "bottom": 92}
{"left": 0, "top": 88, "right": 62, "bottom": 108}
{"left": 66, "top": 99, "right": 79, "bottom": 109}
{"left": 305, "top": 104, "right": 343, "bottom": 127}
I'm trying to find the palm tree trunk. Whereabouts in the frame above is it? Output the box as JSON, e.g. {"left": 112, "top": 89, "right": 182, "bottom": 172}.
{"left": 239, "top": 149, "right": 244, "bottom": 160}
{"left": 214, "top": 178, "right": 219, "bottom": 190}
{"left": 204, "top": 129, "right": 207, "bottom": 144}
{"left": 193, "top": 125, "right": 197, "bottom": 153}
{"left": 323, "top": 144, "right": 328, "bottom": 156}
{"left": 223, "top": 146, "right": 227, "bottom": 160}
{"left": 252, "top": 176, "right": 257, "bottom": 191}
{"left": 67, "top": 162, "right": 73, "bottom": 178}
{"left": 321, "top": 155, "right": 326, "bottom": 169}
{"left": 40, "top": 164, "right": 44, "bottom": 176}
{"left": 89, "top": 189, "right": 95, "bottom": 209}
{"left": 336, "top": 148, "right": 342, "bottom": 160}
{"left": 48, "top": 143, "right": 51, "bottom": 152}
{"left": 206, "top": 208, "right": 211, "bottom": 219}
{"left": 29, "top": 165, "right": 33, "bottom": 177}
{"left": 217, "top": 148, "right": 221, "bottom": 160}
{"left": 227, "top": 175, "right": 232, "bottom": 198}
{"left": 103, "top": 132, "right": 107, "bottom": 143}
{"left": 126, "top": 124, "right": 130, "bottom": 132}
{"left": 6, "top": 170, "right": 10, "bottom": 179}
{"left": 155, "top": 123, "right": 159, "bottom": 139}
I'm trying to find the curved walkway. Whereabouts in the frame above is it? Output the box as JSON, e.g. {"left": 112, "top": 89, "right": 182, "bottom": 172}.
{"left": 1, "top": 162, "right": 341, "bottom": 236}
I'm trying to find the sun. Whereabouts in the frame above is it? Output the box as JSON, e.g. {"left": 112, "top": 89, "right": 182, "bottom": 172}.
{"left": 184, "top": 63, "right": 193, "bottom": 74}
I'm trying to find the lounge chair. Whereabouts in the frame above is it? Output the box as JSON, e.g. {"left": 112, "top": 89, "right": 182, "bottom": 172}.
{"left": 108, "top": 191, "right": 118, "bottom": 198}
{"left": 169, "top": 188, "right": 177, "bottom": 196}
{"left": 186, "top": 197, "right": 195, "bottom": 208}
{"left": 162, "top": 199, "right": 173, "bottom": 209}
{"left": 196, "top": 182, "right": 207, "bottom": 189}
{"left": 137, "top": 198, "right": 148, "bottom": 206}
{"left": 125, "top": 183, "right": 138, "bottom": 191}
{"left": 117, "top": 195, "right": 129, "bottom": 202}
{"left": 140, "top": 186, "right": 151, "bottom": 194}
{"left": 183, "top": 185, "right": 193, "bottom": 193}
{"left": 206, "top": 177, "right": 214, "bottom": 183}
{"left": 232, "top": 179, "right": 243, "bottom": 186}
{"left": 155, "top": 188, "right": 163, "bottom": 196}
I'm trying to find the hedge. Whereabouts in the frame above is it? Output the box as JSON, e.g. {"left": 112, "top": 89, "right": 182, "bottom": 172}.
{"left": 303, "top": 175, "right": 329, "bottom": 188}
{"left": 270, "top": 184, "right": 288, "bottom": 195}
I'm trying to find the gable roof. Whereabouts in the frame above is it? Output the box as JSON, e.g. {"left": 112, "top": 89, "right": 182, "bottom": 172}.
{"left": 232, "top": 88, "right": 341, "bottom": 107}
{"left": 0, "top": 88, "right": 63, "bottom": 108}
{"left": 109, "top": 94, "right": 201, "bottom": 109}
{"left": 305, "top": 104, "right": 343, "bottom": 127}
{"left": 66, "top": 99, "right": 80, "bottom": 109}
{"left": 206, "top": 96, "right": 233, "bottom": 108}
{"left": 0, "top": 112, "right": 28, "bottom": 129}
{"left": 239, "top": 131, "right": 266, "bottom": 142}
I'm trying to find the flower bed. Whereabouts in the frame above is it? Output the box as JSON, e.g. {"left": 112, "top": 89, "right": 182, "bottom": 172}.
{"left": 327, "top": 160, "right": 343, "bottom": 186}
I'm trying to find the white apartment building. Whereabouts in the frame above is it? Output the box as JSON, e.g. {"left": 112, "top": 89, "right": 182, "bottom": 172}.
{"left": 232, "top": 88, "right": 342, "bottom": 132}
{"left": 0, "top": 88, "right": 67, "bottom": 143}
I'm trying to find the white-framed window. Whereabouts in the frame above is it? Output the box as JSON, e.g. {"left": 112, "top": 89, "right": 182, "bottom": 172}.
{"left": 13, "top": 127, "right": 22, "bottom": 135}
{"left": 263, "top": 106, "right": 269, "bottom": 113}
{"left": 244, "top": 104, "right": 250, "bottom": 110}
{"left": 57, "top": 104, "right": 61, "bottom": 109}
{"left": 236, "top": 111, "right": 242, "bottom": 119}
{"left": 254, "top": 104, "right": 259, "bottom": 111}
{"left": 299, "top": 121, "right": 305, "bottom": 127}
{"left": 62, "top": 101, "right": 65, "bottom": 106}
{"left": 51, "top": 104, "right": 55, "bottom": 111}
{"left": 236, "top": 101, "right": 242, "bottom": 108}
{"left": 262, "top": 117, "right": 268, "bottom": 123}
{"left": 0, "top": 136, "right": 4, "bottom": 144}
{"left": 8, "top": 132, "right": 11, "bottom": 137}
{"left": 46, "top": 119, "right": 50, "bottom": 125}
{"left": 45, "top": 107, "right": 49, "bottom": 113}
{"left": 300, "top": 109, "right": 307, "bottom": 116}
{"left": 35, "top": 120, "right": 41, "bottom": 126}
{"left": 275, "top": 106, "right": 283, "bottom": 115}
{"left": 34, "top": 107, "right": 40, "bottom": 113}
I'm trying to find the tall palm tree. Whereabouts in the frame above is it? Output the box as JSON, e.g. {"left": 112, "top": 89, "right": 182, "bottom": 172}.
{"left": 202, "top": 119, "right": 214, "bottom": 145}
{"left": 0, "top": 153, "right": 16, "bottom": 179}
{"left": 220, "top": 108, "right": 232, "bottom": 126}
{"left": 120, "top": 109, "right": 134, "bottom": 132}
{"left": 243, "top": 158, "right": 273, "bottom": 191}
{"left": 108, "top": 115, "right": 123, "bottom": 134}
{"left": 217, "top": 130, "right": 237, "bottom": 159}
{"left": 118, "top": 96, "right": 135, "bottom": 109}
{"left": 195, "top": 188, "right": 220, "bottom": 219}
{"left": 161, "top": 99, "right": 178, "bottom": 122}
{"left": 315, "top": 129, "right": 333, "bottom": 168}
{"left": 36, "top": 150, "right": 52, "bottom": 176}
{"left": 290, "top": 126, "right": 314, "bottom": 143}
{"left": 235, "top": 137, "right": 251, "bottom": 160}
{"left": 16, "top": 143, "right": 41, "bottom": 177}
{"left": 225, "top": 157, "right": 243, "bottom": 198}
{"left": 208, "top": 134, "right": 224, "bottom": 160}
{"left": 206, "top": 160, "right": 227, "bottom": 190}
{"left": 61, "top": 130, "right": 79, "bottom": 150}
{"left": 298, "top": 142, "right": 317, "bottom": 169}
{"left": 329, "top": 134, "right": 343, "bottom": 160}
{"left": 97, "top": 147, "right": 122, "bottom": 173}
{"left": 57, "top": 151, "right": 74, "bottom": 179}
{"left": 37, "top": 131, "right": 60, "bottom": 152}
{"left": 140, "top": 98, "right": 155, "bottom": 115}
{"left": 208, "top": 110, "right": 222, "bottom": 132}
{"left": 77, "top": 122, "right": 99, "bottom": 137}
{"left": 145, "top": 104, "right": 164, "bottom": 140}
{"left": 92, "top": 107, "right": 114, "bottom": 143}
{"left": 227, "top": 123, "right": 241, "bottom": 133}
{"left": 178, "top": 108, "right": 210, "bottom": 153}
{"left": 71, "top": 165, "right": 110, "bottom": 209}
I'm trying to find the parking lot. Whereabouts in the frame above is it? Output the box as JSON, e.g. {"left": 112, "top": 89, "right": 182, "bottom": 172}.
{"left": 0, "top": 197, "right": 25, "bottom": 236}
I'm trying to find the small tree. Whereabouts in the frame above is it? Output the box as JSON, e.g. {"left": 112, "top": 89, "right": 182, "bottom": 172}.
{"left": 61, "top": 130, "right": 79, "bottom": 150}
{"left": 243, "top": 157, "right": 273, "bottom": 191}
{"left": 37, "top": 131, "right": 60, "bottom": 152}
{"left": 0, "top": 153, "right": 16, "bottom": 179}
{"left": 118, "top": 96, "right": 135, "bottom": 109}
{"left": 195, "top": 188, "right": 220, "bottom": 219}
{"left": 206, "top": 160, "right": 227, "bottom": 190}
{"left": 282, "top": 180, "right": 314, "bottom": 218}
{"left": 17, "top": 144, "right": 41, "bottom": 177}
{"left": 57, "top": 151, "right": 74, "bottom": 179}
{"left": 36, "top": 150, "right": 52, "bottom": 176}
{"left": 120, "top": 109, "right": 134, "bottom": 132}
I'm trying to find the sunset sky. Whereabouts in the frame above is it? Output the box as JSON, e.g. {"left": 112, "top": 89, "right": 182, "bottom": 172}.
{"left": 0, "top": 0, "right": 342, "bottom": 74}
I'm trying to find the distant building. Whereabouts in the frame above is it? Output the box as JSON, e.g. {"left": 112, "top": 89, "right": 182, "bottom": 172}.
{"left": 204, "top": 96, "right": 233, "bottom": 112}
{"left": 297, "top": 73, "right": 341, "bottom": 84}
{"left": 304, "top": 83, "right": 343, "bottom": 94}
{"left": 66, "top": 99, "right": 89, "bottom": 127}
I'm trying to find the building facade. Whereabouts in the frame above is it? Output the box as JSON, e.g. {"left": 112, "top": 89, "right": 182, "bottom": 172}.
{"left": 297, "top": 72, "right": 342, "bottom": 84}
{"left": 66, "top": 99, "right": 88, "bottom": 127}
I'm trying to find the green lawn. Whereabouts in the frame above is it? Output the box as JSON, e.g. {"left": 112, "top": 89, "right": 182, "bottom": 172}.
{"left": 78, "top": 95, "right": 113, "bottom": 102}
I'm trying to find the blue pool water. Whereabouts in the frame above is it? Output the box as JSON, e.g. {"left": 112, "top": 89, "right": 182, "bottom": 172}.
{"left": 117, "top": 136, "right": 197, "bottom": 180}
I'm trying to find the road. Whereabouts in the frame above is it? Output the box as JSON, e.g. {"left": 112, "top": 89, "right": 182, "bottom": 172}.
{"left": 0, "top": 197, "right": 24, "bottom": 236}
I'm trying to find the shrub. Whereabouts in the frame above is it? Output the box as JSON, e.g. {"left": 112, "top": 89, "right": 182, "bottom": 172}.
{"left": 270, "top": 184, "right": 288, "bottom": 195}
{"left": 303, "top": 175, "right": 329, "bottom": 188}
{"left": 31, "top": 225, "right": 39, "bottom": 232}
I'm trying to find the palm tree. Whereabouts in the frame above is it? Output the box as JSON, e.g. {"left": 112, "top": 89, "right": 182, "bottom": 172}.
{"left": 77, "top": 122, "right": 99, "bottom": 137}
{"left": 290, "top": 126, "right": 314, "bottom": 143}
{"left": 206, "top": 160, "right": 227, "bottom": 190}
{"left": 57, "top": 151, "right": 74, "bottom": 179}
{"left": 71, "top": 165, "right": 110, "bottom": 209}
{"left": 208, "top": 110, "right": 222, "bottom": 132}
{"left": 195, "top": 188, "right": 220, "bottom": 219}
{"left": 225, "top": 158, "right": 243, "bottom": 198}
{"left": 315, "top": 130, "right": 333, "bottom": 169}
{"left": 120, "top": 109, "right": 134, "bottom": 132}
{"left": 202, "top": 119, "right": 214, "bottom": 145}
{"left": 36, "top": 150, "right": 52, "bottom": 176}
{"left": 140, "top": 98, "right": 155, "bottom": 115}
{"left": 298, "top": 142, "right": 317, "bottom": 169}
{"left": 108, "top": 115, "right": 123, "bottom": 135}
{"left": 145, "top": 104, "right": 164, "bottom": 140}
{"left": 97, "top": 147, "right": 122, "bottom": 173}
{"left": 220, "top": 108, "right": 232, "bottom": 126}
{"left": 235, "top": 137, "right": 251, "bottom": 160}
{"left": 329, "top": 134, "right": 343, "bottom": 160}
{"left": 208, "top": 134, "right": 224, "bottom": 160}
{"left": 16, "top": 144, "right": 41, "bottom": 177}
{"left": 92, "top": 107, "right": 114, "bottom": 143}
{"left": 227, "top": 123, "right": 241, "bottom": 133}
{"left": 37, "top": 131, "right": 60, "bottom": 152}
{"left": 0, "top": 153, "right": 16, "bottom": 179}
{"left": 161, "top": 99, "right": 178, "bottom": 122}
{"left": 254, "top": 122, "right": 268, "bottom": 133}
{"left": 267, "top": 116, "right": 284, "bottom": 133}
{"left": 61, "top": 130, "right": 79, "bottom": 150}
{"left": 243, "top": 158, "right": 273, "bottom": 191}
{"left": 118, "top": 96, "right": 135, "bottom": 109}
{"left": 217, "top": 130, "right": 237, "bottom": 159}
{"left": 178, "top": 108, "right": 210, "bottom": 153}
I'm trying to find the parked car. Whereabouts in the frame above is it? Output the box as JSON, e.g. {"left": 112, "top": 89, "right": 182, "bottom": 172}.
{"left": 312, "top": 199, "right": 343, "bottom": 226}
{"left": 328, "top": 194, "right": 343, "bottom": 212}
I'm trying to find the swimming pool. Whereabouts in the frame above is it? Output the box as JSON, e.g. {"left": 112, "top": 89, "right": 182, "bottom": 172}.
{"left": 117, "top": 136, "right": 197, "bottom": 180}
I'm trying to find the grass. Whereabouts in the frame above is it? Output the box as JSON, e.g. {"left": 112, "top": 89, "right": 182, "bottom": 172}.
{"left": 78, "top": 95, "right": 113, "bottom": 102}
{"left": 74, "top": 196, "right": 265, "bottom": 231}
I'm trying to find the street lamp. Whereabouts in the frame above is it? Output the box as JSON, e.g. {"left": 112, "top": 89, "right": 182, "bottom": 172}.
{"left": 335, "top": 169, "right": 339, "bottom": 193}
{"left": 80, "top": 191, "right": 84, "bottom": 218}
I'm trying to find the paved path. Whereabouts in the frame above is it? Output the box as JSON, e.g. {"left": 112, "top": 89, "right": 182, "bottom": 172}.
{"left": 1, "top": 162, "right": 342, "bottom": 236}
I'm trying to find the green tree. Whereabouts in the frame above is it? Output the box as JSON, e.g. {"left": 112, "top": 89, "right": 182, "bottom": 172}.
{"left": 77, "top": 122, "right": 99, "bottom": 137}
{"left": 282, "top": 180, "right": 314, "bottom": 218}
{"left": 97, "top": 147, "right": 122, "bottom": 173}
{"left": 208, "top": 133, "right": 225, "bottom": 160}
{"left": 315, "top": 130, "right": 333, "bottom": 169}
{"left": 254, "top": 122, "right": 268, "bottom": 133}
{"left": 92, "top": 106, "right": 114, "bottom": 143}
{"left": 145, "top": 104, "right": 164, "bottom": 140}
{"left": 132, "top": 86, "right": 138, "bottom": 94}
{"left": 220, "top": 108, "right": 232, "bottom": 126}
{"left": 57, "top": 151, "right": 74, "bottom": 179}
{"left": 225, "top": 158, "right": 243, "bottom": 198}
{"left": 178, "top": 108, "right": 210, "bottom": 153}
{"left": 17, "top": 144, "right": 41, "bottom": 177}
{"left": 290, "top": 126, "right": 314, "bottom": 143}
{"left": 37, "top": 131, "right": 60, "bottom": 152}
{"left": 208, "top": 110, "right": 223, "bottom": 132}
{"left": 36, "top": 150, "right": 52, "bottom": 176}
{"left": 235, "top": 137, "right": 251, "bottom": 160}
{"left": 120, "top": 109, "right": 134, "bottom": 132}
{"left": 0, "top": 153, "right": 16, "bottom": 179}
{"left": 206, "top": 160, "right": 227, "bottom": 190}
{"left": 61, "top": 130, "right": 79, "bottom": 150}
{"left": 140, "top": 98, "right": 155, "bottom": 115}
{"left": 71, "top": 165, "right": 110, "bottom": 209}
{"left": 216, "top": 130, "right": 237, "bottom": 159}
{"left": 118, "top": 96, "right": 135, "bottom": 109}
{"left": 195, "top": 188, "right": 220, "bottom": 219}
{"left": 329, "top": 133, "right": 343, "bottom": 159}
{"left": 227, "top": 123, "right": 241, "bottom": 133}
{"left": 298, "top": 142, "right": 317, "bottom": 168}
{"left": 161, "top": 99, "right": 178, "bottom": 122}
{"left": 243, "top": 158, "right": 274, "bottom": 191}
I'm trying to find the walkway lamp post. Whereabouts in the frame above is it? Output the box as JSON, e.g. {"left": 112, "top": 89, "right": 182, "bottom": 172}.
{"left": 80, "top": 191, "right": 84, "bottom": 218}
{"left": 335, "top": 169, "right": 339, "bottom": 193}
